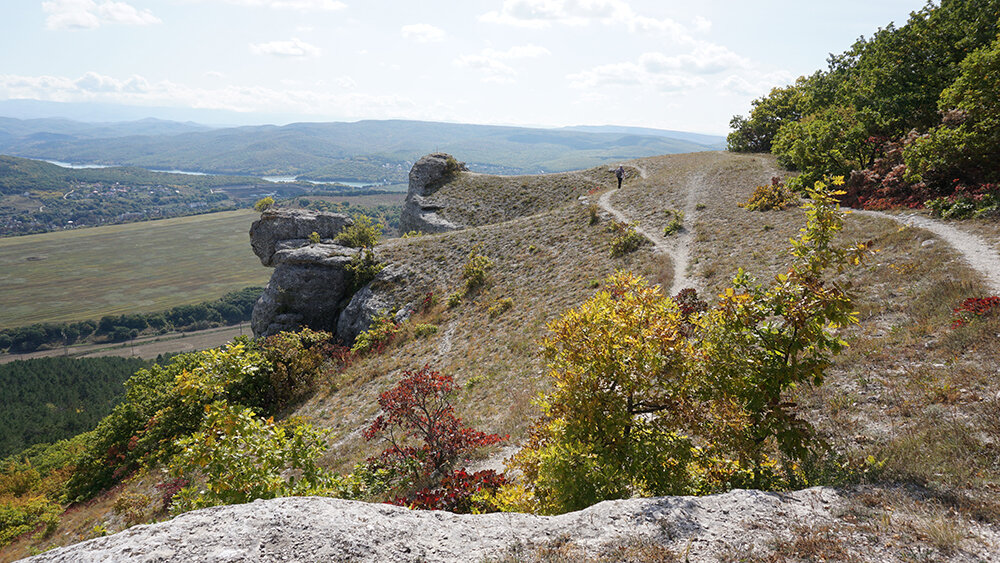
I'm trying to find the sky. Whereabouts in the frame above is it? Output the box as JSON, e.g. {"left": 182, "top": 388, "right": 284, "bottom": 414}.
{"left": 0, "top": 0, "right": 924, "bottom": 134}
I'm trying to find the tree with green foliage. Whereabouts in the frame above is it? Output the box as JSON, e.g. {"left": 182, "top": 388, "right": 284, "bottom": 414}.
{"left": 334, "top": 214, "right": 383, "bottom": 248}
{"left": 727, "top": 83, "right": 809, "bottom": 153}
{"left": 729, "top": 0, "right": 1000, "bottom": 205}
{"left": 904, "top": 35, "right": 1000, "bottom": 186}
{"left": 64, "top": 332, "right": 333, "bottom": 502}
{"left": 168, "top": 401, "right": 339, "bottom": 513}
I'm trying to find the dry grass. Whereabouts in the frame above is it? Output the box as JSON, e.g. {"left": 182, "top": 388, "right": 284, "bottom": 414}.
{"left": 420, "top": 169, "right": 607, "bottom": 228}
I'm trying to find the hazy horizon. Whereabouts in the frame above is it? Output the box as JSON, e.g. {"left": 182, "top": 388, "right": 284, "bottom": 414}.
{"left": 1, "top": 1, "right": 922, "bottom": 135}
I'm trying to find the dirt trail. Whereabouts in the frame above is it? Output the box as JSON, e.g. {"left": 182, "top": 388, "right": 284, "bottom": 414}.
{"left": 597, "top": 163, "right": 703, "bottom": 295}
{"left": 853, "top": 209, "right": 1000, "bottom": 294}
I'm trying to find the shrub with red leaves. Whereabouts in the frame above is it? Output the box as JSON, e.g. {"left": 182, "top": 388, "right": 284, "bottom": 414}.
{"left": 363, "top": 366, "right": 507, "bottom": 511}
{"left": 389, "top": 469, "right": 507, "bottom": 513}
{"left": 952, "top": 296, "right": 1000, "bottom": 328}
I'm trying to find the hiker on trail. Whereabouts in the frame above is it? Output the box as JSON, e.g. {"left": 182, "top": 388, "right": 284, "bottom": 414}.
{"left": 615, "top": 165, "right": 625, "bottom": 189}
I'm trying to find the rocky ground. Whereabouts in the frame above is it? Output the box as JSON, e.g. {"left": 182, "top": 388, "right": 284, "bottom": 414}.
{"left": 25, "top": 487, "right": 1000, "bottom": 562}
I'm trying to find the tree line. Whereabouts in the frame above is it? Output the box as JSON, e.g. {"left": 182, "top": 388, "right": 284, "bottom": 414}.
{"left": 0, "top": 287, "right": 262, "bottom": 354}
{"left": 728, "top": 0, "right": 1000, "bottom": 214}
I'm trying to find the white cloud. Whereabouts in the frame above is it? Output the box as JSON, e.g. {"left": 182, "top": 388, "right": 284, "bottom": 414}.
{"left": 454, "top": 56, "right": 516, "bottom": 84}
{"left": 639, "top": 45, "right": 750, "bottom": 75}
{"left": 0, "top": 71, "right": 422, "bottom": 120}
{"left": 483, "top": 44, "right": 551, "bottom": 59}
{"left": 454, "top": 44, "right": 550, "bottom": 83}
{"left": 401, "top": 23, "right": 446, "bottom": 43}
{"left": 250, "top": 38, "right": 321, "bottom": 57}
{"left": 480, "top": 0, "right": 689, "bottom": 36}
{"left": 190, "top": 0, "right": 347, "bottom": 10}
{"left": 720, "top": 71, "right": 795, "bottom": 97}
{"left": 567, "top": 44, "right": 748, "bottom": 93}
{"left": 567, "top": 59, "right": 704, "bottom": 91}
{"left": 43, "top": 0, "right": 160, "bottom": 30}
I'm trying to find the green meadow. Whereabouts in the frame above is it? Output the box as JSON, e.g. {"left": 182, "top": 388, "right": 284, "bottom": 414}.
{"left": 0, "top": 210, "right": 271, "bottom": 328}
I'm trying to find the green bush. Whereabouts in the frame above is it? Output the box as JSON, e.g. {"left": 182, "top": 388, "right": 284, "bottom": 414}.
{"left": 740, "top": 177, "right": 799, "bottom": 211}
{"left": 351, "top": 315, "right": 401, "bottom": 355}
{"left": 335, "top": 215, "right": 383, "bottom": 248}
{"left": 253, "top": 197, "right": 274, "bottom": 212}
{"left": 488, "top": 298, "right": 514, "bottom": 319}
{"left": 65, "top": 333, "right": 331, "bottom": 502}
{"left": 345, "top": 247, "right": 384, "bottom": 291}
{"left": 608, "top": 221, "right": 647, "bottom": 257}
{"left": 169, "top": 402, "right": 340, "bottom": 513}
{"left": 413, "top": 324, "right": 439, "bottom": 338}
{"left": 461, "top": 245, "right": 494, "bottom": 293}
{"left": 663, "top": 209, "right": 684, "bottom": 235}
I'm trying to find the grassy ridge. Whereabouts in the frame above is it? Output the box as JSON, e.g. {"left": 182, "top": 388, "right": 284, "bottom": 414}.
{"left": 0, "top": 210, "right": 270, "bottom": 328}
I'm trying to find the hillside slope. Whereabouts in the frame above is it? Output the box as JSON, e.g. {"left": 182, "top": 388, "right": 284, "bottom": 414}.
{"left": 7, "top": 150, "right": 1000, "bottom": 561}
{"left": 0, "top": 118, "right": 721, "bottom": 180}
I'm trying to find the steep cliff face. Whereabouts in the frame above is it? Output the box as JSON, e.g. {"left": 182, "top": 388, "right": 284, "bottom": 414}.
{"left": 398, "top": 153, "right": 466, "bottom": 234}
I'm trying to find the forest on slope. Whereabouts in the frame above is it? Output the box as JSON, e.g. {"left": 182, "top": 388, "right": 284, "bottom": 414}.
{"left": 0, "top": 357, "right": 153, "bottom": 458}
{"left": 728, "top": 0, "right": 1000, "bottom": 218}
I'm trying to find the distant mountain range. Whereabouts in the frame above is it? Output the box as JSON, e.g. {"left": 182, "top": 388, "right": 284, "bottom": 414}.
{"left": 0, "top": 103, "right": 725, "bottom": 182}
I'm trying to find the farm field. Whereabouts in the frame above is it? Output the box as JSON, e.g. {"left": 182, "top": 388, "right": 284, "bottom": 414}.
{"left": 0, "top": 210, "right": 271, "bottom": 328}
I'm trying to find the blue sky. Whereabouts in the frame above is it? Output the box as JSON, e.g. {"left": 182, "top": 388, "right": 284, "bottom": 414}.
{"left": 2, "top": 0, "right": 922, "bottom": 134}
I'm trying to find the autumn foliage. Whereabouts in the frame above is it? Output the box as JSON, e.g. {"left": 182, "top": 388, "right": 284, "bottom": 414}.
{"left": 363, "top": 366, "right": 507, "bottom": 511}
{"left": 512, "top": 180, "right": 870, "bottom": 513}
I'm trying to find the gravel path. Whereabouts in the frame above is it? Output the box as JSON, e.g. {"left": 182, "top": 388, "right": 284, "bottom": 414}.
{"left": 853, "top": 209, "right": 1000, "bottom": 294}
{"left": 597, "top": 164, "right": 703, "bottom": 295}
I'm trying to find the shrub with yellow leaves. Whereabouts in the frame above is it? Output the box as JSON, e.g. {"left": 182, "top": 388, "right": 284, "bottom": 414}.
{"left": 511, "top": 178, "right": 870, "bottom": 514}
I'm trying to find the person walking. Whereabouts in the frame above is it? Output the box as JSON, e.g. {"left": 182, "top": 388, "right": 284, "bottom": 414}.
{"left": 615, "top": 165, "right": 625, "bottom": 189}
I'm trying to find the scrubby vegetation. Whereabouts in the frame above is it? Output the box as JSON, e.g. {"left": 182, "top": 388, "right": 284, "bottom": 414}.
{"left": 511, "top": 181, "right": 868, "bottom": 513}
{"left": 608, "top": 221, "right": 648, "bottom": 257}
{"left": 740, "top": 177, "right": 798, "bottom": 211}
{"left": 728, "top": 0, "right": 1000, "bottom": 215}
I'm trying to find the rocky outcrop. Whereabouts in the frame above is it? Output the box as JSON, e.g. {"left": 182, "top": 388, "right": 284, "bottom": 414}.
{"left": 335, "top": 264, "right": 413, "bottom": 343}
{"left": 250, "top": 244, "right": 357, "bottom": 338}
{"left": 399, "top": 153, "right": 466, "bottom": 234}
{"left": 25, "top": 487, "right": 950, "bottom": 562}
{"left": 250, "top": 208, "right": 354, "bottom": 266}
{"left": 249, "top": 209, "right": 414, "bottom": 341}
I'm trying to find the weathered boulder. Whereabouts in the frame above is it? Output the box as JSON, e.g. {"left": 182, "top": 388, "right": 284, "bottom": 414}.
{"left": 399, "top": 153, "right": 466, "bottom": 234}
{"left": 249, "top": 209, "right": 415, "bottom": 342}
{"left": 336, "top": 264, "right": 414, "bottom": 343}
{"left": 250, "top": 209, "right": 353, "bottom": 266}
{"left": 250, "top": 209, "right": 360, "bottom": 338}
{"left": 250, "top": 243, "right": 357, "bottom": 338}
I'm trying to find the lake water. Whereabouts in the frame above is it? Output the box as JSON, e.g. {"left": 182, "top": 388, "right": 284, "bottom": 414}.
{"left": 39, "top": 158, "right": 380, "bottom": 187}
{"left": 43, "top": 159, "right": 112, "bottom": 169}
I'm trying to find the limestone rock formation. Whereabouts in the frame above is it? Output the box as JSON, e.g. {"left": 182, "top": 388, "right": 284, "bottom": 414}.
{"left": 249, "top": 209, "right": 415, "bottom": 342}
{"left": 399, "top": 153, "right": 466, "bottom": 234}
{"left": 25, "top": 487, "right": 950, "bottom": 562}
{"left": 335, "top": 264, "right": 413, "bottom": 343}
{"left": 250, "top": 208, "right": 353, "bottom": 267}
{"left": 250, "top": 243, "right": 357, "bottom": 338}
